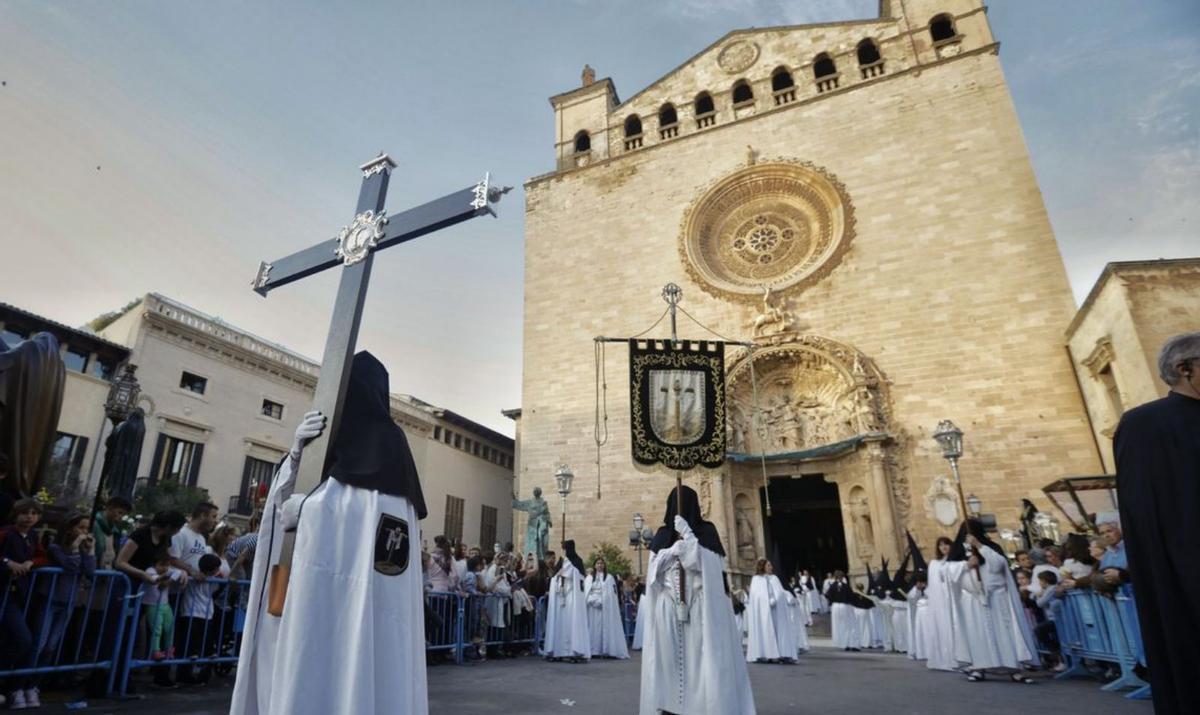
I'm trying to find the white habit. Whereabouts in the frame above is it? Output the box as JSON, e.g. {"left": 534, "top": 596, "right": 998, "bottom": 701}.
{"left": 544, "top": 559, "right": 590, "bottom": 660}
{"left": 639, "top": 527, "right": 755, "bottom": 715}
{"left": 907, "top": 585, "right": 933, "bottom": 661}
{"left": 584, "top": 571, "right": 630, "bottom": 659}
{"left": 925, "top": 558, "right": 970, "bottom": 671}
{"left": 265, "top": 477, "right": 426, "bottom": 715}
{"left": 230, "top": 455, "right": 296, "bottom": 715}
{"left": 632, "top": 597, "right": 647, "bottom": 651}
{"left": 745, "top": 574, "right": 781, "bottom": 661}
{"left": 956, "top": 546, "right": 1038, "bottom": 670}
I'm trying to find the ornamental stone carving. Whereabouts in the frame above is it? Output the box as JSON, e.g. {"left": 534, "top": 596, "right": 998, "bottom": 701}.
{"left": 725, "top": 334, "right": 889, "bottom": 456}
{"left": 679, "top": 160, "right": 855, "bottom": 303}
{"left": 717, "top": 40, "right": 759, "bottom": 74}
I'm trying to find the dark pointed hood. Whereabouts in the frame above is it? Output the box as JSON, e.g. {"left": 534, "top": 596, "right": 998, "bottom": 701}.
{"left": 326, "top": 351, "right": 427, "bottom": 519}
{"left": 967, "top": 517, "right": 1005, "bottom": 557}
{"left": 648, "top": 484, "right": 725, "bottom": 557}
{"left": 906, "top": 530, "right": 928, "bottom": 574}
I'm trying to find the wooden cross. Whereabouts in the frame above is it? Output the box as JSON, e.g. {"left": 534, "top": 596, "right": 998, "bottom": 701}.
{"left": 252, "top": 153, "right": 509, "bottom": 492}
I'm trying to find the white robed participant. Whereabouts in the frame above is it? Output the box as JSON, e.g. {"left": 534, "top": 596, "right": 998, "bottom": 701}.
{"left": 639, "top": 486, "right": 755, "bottom": 715}
{"left": 241, "top": 352, "right": 429, "bottom": 715}
{"left": 824, "top": 572, "right": 859, "bottom": 650}
{"left": 883, "top": 585, "right": 909, "bottom": 654}
{"left": 745, "top": 561, "right": 782, "bottom": 663}
{"left": 907, "top": 577, "right": 933, "bottom": 661}
{"left": 632, "top": 595, "right": 647, "bottom": 650}
{"left": 731, "top": 586, "right": 748, "bottom": 638}
{"left": 925, "top": 536, "right": 970, "bottom": 672}
{"left": 230, "top": 411, "right": 324, "bottom": 715}
{"left": 787, "top": 586, "right": 810, "bottom": 654}
{"left": 957, "top": 522, "right": 1038, "bottom": 684}
{"left": 799, "top": 571, "right": 821, "bottom": 616}
{"left": 543, "top": 540, "right": 591, "bottom": 661}
{"left": 584, "top": 557, "right": 630, "bottom": 659}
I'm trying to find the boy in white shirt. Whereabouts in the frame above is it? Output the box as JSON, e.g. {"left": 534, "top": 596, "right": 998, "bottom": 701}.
{"left": 143, "top": 553, "right": 184, "bottom": 660}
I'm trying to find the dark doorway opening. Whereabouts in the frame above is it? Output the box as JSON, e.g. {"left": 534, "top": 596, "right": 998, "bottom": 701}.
{"left": 760, "top": 475, "right": 847, "bottom": 583}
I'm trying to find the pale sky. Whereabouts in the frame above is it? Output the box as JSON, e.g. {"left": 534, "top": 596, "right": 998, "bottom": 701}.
{"left": 1, "top": 1, "right": 1197, "bottom": 436}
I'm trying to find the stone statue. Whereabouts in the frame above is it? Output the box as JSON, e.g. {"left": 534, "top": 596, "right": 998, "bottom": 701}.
{"left": 849, "top": 493, "right": 874, "bottom": 558}
{"left": 581, "top": 64, "right": 596, "bottom": 87}
{"left": 0, "top": 332, "right": 66, "bottom": 498}
{"left": 735, "top": 506, "right": 757, "bottom": 564}
{"left": 750, "top": 285, "right": 795, "bottom": 338}
{"left": 512, "top": 486, "right": 552, "bottom": 560}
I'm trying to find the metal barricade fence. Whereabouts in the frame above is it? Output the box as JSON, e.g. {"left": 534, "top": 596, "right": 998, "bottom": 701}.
{"left": 0, "top": 568, "right": 137, "bottom": 695}
{"left": 1053, "top": 589, "right": 1147, "bottom": 695}
{"left": 459, "top": 593, "right": 540, "bottom": 655}
{"left": 118, "top": 575, "right": 249, "bottom": 695}
{"left": 425, "top": 591, "right": 463, "bottom": 662}
{"left": 1114, "top": 589, "right": 1152, "bottom": 701}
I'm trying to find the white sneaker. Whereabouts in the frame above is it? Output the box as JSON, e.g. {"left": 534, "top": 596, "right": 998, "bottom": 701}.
{"left": 24, "top": 687, "right": 41, "bottom": 708}
{"left": 9, "top": 689, "right": 27, "bottom": 709}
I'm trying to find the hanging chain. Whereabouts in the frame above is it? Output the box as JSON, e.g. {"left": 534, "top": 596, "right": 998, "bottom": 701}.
{"left": 748, "top": 351, "right": 773, "bottom": 517}
{"left": 594, "top": 338, "right": 610, "bottom": 500}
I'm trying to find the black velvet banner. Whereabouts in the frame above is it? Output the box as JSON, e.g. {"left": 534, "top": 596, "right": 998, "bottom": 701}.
{"left": 629, "top": 339, "right": 726, "bottom": 470}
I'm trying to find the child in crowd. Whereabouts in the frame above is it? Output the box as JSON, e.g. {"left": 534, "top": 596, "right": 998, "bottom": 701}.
{"left": 176, "top": 553, "right": 225, "bottom": 684}
{"left": 1, "top": 498, "right": 43, "bottom": 709}
{"left": 1034, "top": 570, "right": 1063, "bottom": 670}
{"left": 143, "top": 551, "right": 184, "bottom": 660}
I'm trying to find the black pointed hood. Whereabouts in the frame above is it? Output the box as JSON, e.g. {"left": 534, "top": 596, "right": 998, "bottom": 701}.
{"left": 326, "top": 351, "right": 427, "bottom": 519}
{"left": 561, "top": 540, "right": 584, "bottom": 574}
{"left": 648, "top": 484, "right": 725, "bottom": 557}
{"left": 906, "top": 530, "right": 928, "bottom": 574}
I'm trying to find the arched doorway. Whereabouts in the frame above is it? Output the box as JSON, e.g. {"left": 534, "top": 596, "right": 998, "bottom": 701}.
{"left": 760, "top": 474, "right": 847, "bottom": 582}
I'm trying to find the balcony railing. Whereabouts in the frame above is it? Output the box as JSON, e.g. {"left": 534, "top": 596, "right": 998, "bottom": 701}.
{"left": 623, "top": 134, "right": 644, "bottom": 151}
{"left": 773, "top": 88, "right": 796, "bottom": 105}
{"left": 816, "top": 74, "right": 840, "bottom": 93}
{"left": 860, "top": 60, "right": 885, "bottom": 79}
{"left": 695, "top": 112, "right": 716, "bottom": 129}
{"left": 659, "top": 124, "right": 679, "bottom": 140}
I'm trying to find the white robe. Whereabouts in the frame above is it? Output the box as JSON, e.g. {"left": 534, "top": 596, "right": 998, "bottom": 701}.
{"left": 267, "top": 477, "right": 427, "bottom": 715}
{"left": 868, "top": 599, "right": 887, "bottom": 648}
{"left": 632, "top": 597, "right": 647, "bottom": 650}
{"left": 230, "top": 455, "right": 296, "bottom": 715}
{"left": 786, "top": 592, "right": 809, "bottom": 653}
{"left": 803, "top": 580, "right": 821, "bottom": 614}
{"left": 745, "top": 575, "right": 781, "bottom": 661}
{"left": 955, "top": 547, "right": 1037, "bottom": 671}
{"left": 544, "top": 560, "right": 590, "bottom": 659}
{"left": 925, "top": 558, "right": 970, "bottom": 671}
{"left": 639, "top": 536, "right": 755, "bottom": 715}
{"left": 885, "top": 597, "right": 909, "bottom": 653}
{"left": 907, "top": 587, "right": 933, "bottom": 661}
{"left": 854, "top": 605, "right": 873, "bottom": 649}
{"left": 584, "top": 572, "right": 629, "bottom": 659}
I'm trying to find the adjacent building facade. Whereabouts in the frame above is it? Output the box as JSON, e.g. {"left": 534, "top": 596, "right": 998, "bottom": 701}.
{"left": 7, "top": 293, "right": 513, "bottom": 548}
{"left": 517, "top": 0, "right": 1109, "bottom": 581}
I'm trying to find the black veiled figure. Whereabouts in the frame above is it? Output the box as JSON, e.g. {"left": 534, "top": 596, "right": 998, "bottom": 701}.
{"left": 0, "top": 332, "right": 65, "bottom": 498}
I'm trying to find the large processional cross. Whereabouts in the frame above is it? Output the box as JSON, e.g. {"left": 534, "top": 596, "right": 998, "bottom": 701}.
{"left": 252, "top": 153, "right": 509, "bottom": 492}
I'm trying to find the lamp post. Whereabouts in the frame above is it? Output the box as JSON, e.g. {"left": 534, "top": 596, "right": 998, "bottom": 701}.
{"left": 88, "top": 364, "right": 142, "bottom": 519}
{"left": 555, "top": 464, "right": 574, "bottom": 544}
{"left": 932, "top": 419, "right": 969, "bottom": 521}
{"left": 966, "top": 493, "right": 982, "bottom": 518}
{"left": 628, "top": 513, "right": 655, "bottom": 577}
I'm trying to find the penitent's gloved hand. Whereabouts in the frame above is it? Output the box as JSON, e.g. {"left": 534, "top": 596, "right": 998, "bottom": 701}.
{"left": 290, "top": 411, "right": 326, "bottom": 461}
{"left": 673, "top": 515, "right": 694, "bottom": 539}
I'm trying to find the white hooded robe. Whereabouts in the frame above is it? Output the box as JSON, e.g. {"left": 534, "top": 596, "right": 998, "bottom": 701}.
{"left": 584, "top": 571, "right": 629, "bottom": 659}
{"left": 925, "top": 558, "right": 970, "bottom": 671}
{"left": 745, "top": 574, "right": 781, "bottom": 661}
{"left": 543, "top": 559, "right": 590, "bottom": 660}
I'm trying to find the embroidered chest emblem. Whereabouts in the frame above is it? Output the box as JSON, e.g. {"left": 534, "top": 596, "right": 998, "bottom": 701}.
{"left": 373, "top": 513, "right": 410, "bottom": 576}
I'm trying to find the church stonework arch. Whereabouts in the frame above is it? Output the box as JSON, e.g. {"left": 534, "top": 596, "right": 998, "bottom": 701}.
{"left": 678, "top": 159, "right": 856, "bottom": 304}
{"left": 723, "top": 333, "right": 912, "bottom": 576}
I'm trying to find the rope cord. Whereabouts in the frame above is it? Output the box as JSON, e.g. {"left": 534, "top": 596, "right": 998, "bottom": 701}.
{"left": 749, "top": 354, "right": 772, "bottom": 517}
{"left": 629, "top": 306, "right": 671, "bottom": 339}
{"left": 675, "top": 304, "right": 744, "bottom": 345}
{"left": 593, "top": 339, "right": 610, "bottom": 500}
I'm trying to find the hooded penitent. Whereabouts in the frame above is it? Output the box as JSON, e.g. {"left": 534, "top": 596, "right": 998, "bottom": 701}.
{"left": 0, "top": 332, "right": 65, "bottom": 497}
{"left": 648, "top": 484, "right": 725, "bottom": 557}
{"left": 562, "top": 539, "right": 585, "bottom": 577}
{"left": 326, "top": 352, "right": 427, "bottom": 519}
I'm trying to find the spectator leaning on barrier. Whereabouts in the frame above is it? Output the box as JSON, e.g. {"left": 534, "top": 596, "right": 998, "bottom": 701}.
{"left": 176, "top": 552, "right": 225, "bottom": 685}
{"left": 35, "top": 513, "right": 96, "bottom": 672}
{"left": 92, "top": 496, "right": 132, "bottom": 570}
{"left": 1, "top": 498, "right": 44, "bottom": 708}
{"left": 1114, "top": 331, "right": 1200, "bottom": 715}
{"left": 115, "top": 510, "right": 187, "bottom": 689}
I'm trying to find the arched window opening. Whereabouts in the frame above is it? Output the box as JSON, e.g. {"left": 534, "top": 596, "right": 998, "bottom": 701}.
{"left": 623, "top": 115, "right": 644, "bottom": 150}
{"left": 573, "top": 131, "right": 590, "bottom": 154}
{"left": 930, "top": 14, "right": 957, "bottom": 43}
{"left": 695, "top": 92, "right": 716, "bottom": 128}
{"left": 857, "top": 39, "right": 885, "bottom": 78}
{"left": 813, "top": 53, "right": 839, "bottom": 93}
{"left": 659, "top": 104, "right": 679, "bottom": 139}
{"left": 771, "top": 67, "right": 796, "bottom": 105}
{"left": 732, "top": 80, "right": 754, "bottom": 105}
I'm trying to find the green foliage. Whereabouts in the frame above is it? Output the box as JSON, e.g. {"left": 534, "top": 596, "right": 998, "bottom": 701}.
{"left": 86, "top": 298, "right": 141, "bottom": 333}
{"left": 134, "top": 480, "right": 211, "bottom": 519}
{"left": 585, "top": 541, "right": 634, "bottom": 581}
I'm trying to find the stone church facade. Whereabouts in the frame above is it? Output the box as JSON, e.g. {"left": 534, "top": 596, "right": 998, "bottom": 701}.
{"left": 516, "top": 0, "right": 1104, "bottom": 580}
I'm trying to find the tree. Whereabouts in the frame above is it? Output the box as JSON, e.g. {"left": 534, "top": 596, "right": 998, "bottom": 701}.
{"left": 585, "top": 541, "right": 634, "bottom": 581}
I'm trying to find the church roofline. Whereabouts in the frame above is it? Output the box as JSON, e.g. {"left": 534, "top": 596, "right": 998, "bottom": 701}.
{"left": 0, "top": 301, "right": 132, "bottom": 358}
{"left": 549, "top": 77, "right": 619, "bottom": 107}
{"left": 1065, "top": 257, "right": 1200, "bottom": 338}
{"left": 612, "top": 16, "right": 896, "bottom": 111}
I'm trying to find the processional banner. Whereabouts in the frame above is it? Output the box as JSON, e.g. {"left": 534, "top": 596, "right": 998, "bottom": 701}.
{"left": 629, "top": 339, "right": 726, "bottom": 470}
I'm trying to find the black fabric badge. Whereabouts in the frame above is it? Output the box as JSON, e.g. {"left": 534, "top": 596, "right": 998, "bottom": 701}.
{"left": 373, "top": 513, "right": 410, "bottom": 576}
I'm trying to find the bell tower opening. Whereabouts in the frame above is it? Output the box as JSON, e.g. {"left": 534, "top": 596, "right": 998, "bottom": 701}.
{"left": 760, "top": 474, "right": 847, "bottom": 582}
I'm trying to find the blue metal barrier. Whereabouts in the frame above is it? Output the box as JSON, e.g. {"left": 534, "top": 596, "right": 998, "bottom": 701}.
{"left": 0, "top": 568, "right": 136, "bottom": 696}
{"left": 459, "top": 593, "right": 540, "bottom": 656}
{"left": 118, "top": 575, "right": 248, "bottom": 695}
{"left": 1053, "top": 589, "right": 1147, "bottom": 694}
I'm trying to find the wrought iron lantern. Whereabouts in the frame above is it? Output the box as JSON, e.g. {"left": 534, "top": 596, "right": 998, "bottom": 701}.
{"left": 932, "top": 419, "right": 964, "bottom": 461}
{"left": 966, "top": 493, "right": 982, "bottom": 517}
{"left": 1041, "top": 475, "right": 1117, "bottom": 533}
{"left": 555, "top": 464, "right": 574, "bottom": 499}
{"left": 104, "top": 363, "right": 141, "bottom": 425}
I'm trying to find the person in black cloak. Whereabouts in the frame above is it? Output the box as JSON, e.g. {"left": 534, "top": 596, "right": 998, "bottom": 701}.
{"left": 1114, "top": 332, "right": 1200, "bottom": 715}
{"left": 0, "top": 332, "right": 65, "bottom": 498}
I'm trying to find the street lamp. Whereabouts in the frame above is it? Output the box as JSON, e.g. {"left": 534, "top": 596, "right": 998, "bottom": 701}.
{"left": 89, "top": 363, "right": 142, "bottom": 519}
{"left": 932, "top": 419, "right": 969, "bottom": 521}
{"left": 555, "top": 464, "right": 574, "bottom": 543}
{"left": 966, "top": 493, "right": 982, "bottom": 517}
{"left": 628, "top": 513, "right": 655, "bottom": 577}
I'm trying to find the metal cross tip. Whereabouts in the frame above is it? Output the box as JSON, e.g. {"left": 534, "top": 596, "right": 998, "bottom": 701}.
{"left": 488, "top": 184, "right": 513, "bottom": 203}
